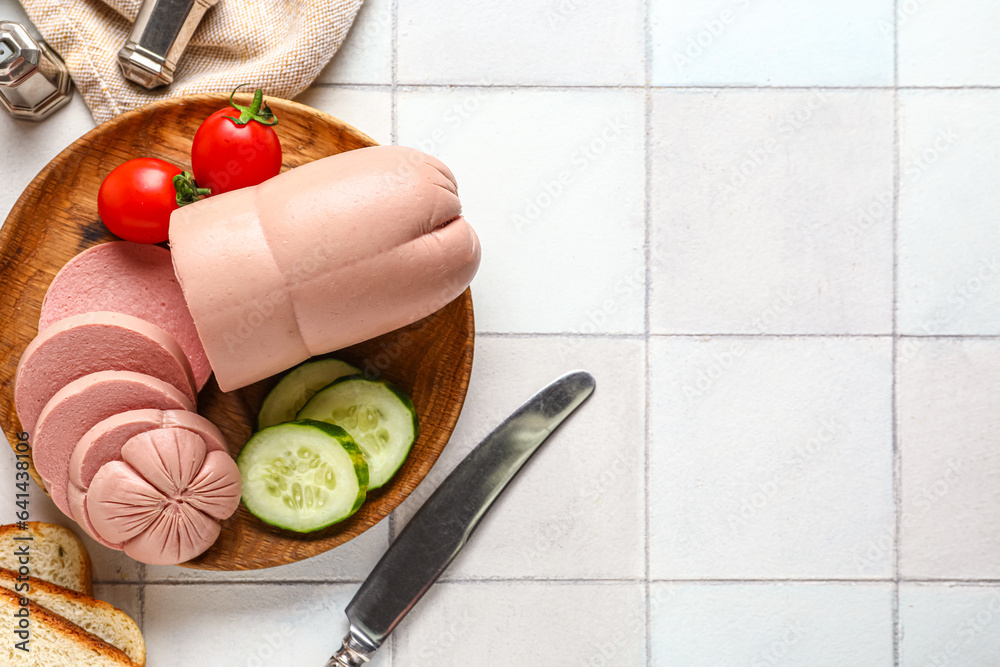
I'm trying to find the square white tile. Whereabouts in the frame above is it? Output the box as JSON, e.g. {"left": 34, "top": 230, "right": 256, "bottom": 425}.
{"left": 398, "top": 0, "right": 644, "bottom": 86}
{"left": 394, "top": 582, "right": 646, "bottom": 666}
{"left": 649, "top": 336, "right": 895, "bottom": 579}
{"left": 898, "top": 90, "right": 1000, "bottom": 336}
{"left": 293, "top": 86, "right": 393, "bottom": 145}
{"left": 144, "top": 583, "right": 389, "bottom": 667}
{"left": 315, "top": 0, "right": 393, "bottom": 85}
{"left": 398, "top": 87, "right": 646, "bottom": 334}
{"left": 144, "top": 520, "right": 388, "bottom": 582}
{"left": 651, "top": 0, "right": 894, "bottom": 86}
{"left": 898, "top": 338, "right": 1000, "bottom": 580}
{"left": 650, "top": 582, "right": 894, "bottom": 667}
{"left": 898, "top": 0, "right": 1000, "bottom": 86}
{"left": 900, "top": 584, "right": 1000, "bottom": 667}
{"left": 393, "top": 335, "right": 645, "bottom": 580}
{"left": 650, "top": 89, "right": 895, "bottom": 335}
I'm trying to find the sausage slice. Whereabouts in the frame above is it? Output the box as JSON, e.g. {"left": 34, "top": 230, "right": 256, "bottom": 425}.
{"left": 39, "top": 242, "right": 213, "bottom": 390}
{"left": 15, "top": 311, "right": 197, "bottom": 434}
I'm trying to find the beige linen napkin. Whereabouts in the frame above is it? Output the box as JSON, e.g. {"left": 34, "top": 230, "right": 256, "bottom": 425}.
{"left": 20, "top": 0, "right": 362, "bottom": 123}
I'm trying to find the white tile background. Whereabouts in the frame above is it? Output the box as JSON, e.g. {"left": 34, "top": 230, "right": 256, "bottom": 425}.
{"left": 1, "top": 0, "right": 999, "bottom": 666}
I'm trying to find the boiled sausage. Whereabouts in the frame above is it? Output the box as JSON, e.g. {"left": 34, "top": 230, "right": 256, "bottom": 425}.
{"left": 67, "top": 409, "right": 228, "bottom": 548}
{"left": 86, "top": 428, "right": 241, "bottom": 565}
{"left": 169, "top": 145, "right": 481, "bottom": 391}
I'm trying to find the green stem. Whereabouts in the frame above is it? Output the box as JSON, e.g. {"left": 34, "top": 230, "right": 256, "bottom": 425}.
{"left": 225, "top": 83, "right": 278, "bottom": 127}
{"left": 174, "top": 171, "right": 211, "bottom": 207}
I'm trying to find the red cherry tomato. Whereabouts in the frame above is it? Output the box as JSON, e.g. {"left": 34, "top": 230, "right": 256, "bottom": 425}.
{"left": 97, "top": 158, "right": 181, "bottom": 244}
{"left": 191, "top": 86, "right": 282, "bottom": 195}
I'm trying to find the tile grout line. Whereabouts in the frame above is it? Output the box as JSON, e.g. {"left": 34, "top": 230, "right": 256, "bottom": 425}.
{"left": 390, "top": 0, "right": 399, "bottom": 665}
{"left": 892, "top": 2, "right": 902, "bottom": 666}
{"left": 643, "top": 0, "right": 653, "bottom": 662}
{"left": 893, "top": 579, "right": 1000, "bottom": 586}
{"left": 129, "top": 576, "right": 1000, "bottom": 586}
{"left": 137, "top": 563, "right": 146, "bottom": 634}
{"left": 648, "top": 578, "right": 898, "bottom": 585}
{"left": 480, "top": 331, "right": 1000, "bottom": 340}
{"left": 886, "top": 334, "right": 1000, "bottom": 339}
{"left": 134, "top": 576, "right": 1000, "bottom": 586}
{"left": 482, "top": 331, "right": 1000, "bottom": 340}
{"left": 139, "top": 577, "right": 649, "bottom": 586}
{"left": 313, "top": 82, "right": 1000, "bottom": 92}
{"left": 390, "top": 0, "right": 399, "bottom": 146}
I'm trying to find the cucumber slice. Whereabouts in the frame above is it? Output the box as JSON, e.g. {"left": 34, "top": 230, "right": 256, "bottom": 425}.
{"left": 257, "top": 358, "right": 360, "bottom": 430}
{"left": 297, "top": 377, "right": 418, "bottom": 490}
{"left": 237, "top": 420, "right": 369, "bottom": 532}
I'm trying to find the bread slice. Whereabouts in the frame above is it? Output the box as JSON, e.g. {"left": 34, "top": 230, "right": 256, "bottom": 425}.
{"left": 0, "top": 587, "right": 136, "bottom": 666}
{"left": 0, "top": 568, "right": 145, "bottom": 665}
{"left": 0, "top": 522, "right": 92, "bottom": 595}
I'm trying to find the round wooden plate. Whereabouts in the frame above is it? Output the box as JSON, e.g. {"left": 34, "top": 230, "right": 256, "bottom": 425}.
{"left": 0, "top": 94, "right": 474, "bottom": 570}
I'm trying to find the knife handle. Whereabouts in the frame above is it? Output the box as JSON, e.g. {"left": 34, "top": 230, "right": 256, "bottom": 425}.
{"left": 326, "top": 635, "right": 370, "bottom": 667}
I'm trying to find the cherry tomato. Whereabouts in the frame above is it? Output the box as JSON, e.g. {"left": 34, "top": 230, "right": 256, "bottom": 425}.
{"left": 191, "top": 86, "right": 282, "bottom": 195}
{"left": 97, "top": 158, "right": 182, "bottom": 244}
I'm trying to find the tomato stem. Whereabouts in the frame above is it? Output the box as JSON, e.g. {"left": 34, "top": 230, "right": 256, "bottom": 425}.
{"left": 174, "top": 171, "right": 212, "bottom": 207}
{"left": 225, "top": 83, "right": 279, "bottom": 127}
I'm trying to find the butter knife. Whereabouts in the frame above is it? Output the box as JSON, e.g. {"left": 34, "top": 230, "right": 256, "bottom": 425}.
{"left": 326, "top": 369, "right": 596, "bottom": 666}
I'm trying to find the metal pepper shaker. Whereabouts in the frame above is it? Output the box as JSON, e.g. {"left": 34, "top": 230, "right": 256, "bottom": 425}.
{"left": 0, "top": 21, "right": 73, "bottom": 121}
{"left": 118, "top": 0, "right": 220, "bottom": 89}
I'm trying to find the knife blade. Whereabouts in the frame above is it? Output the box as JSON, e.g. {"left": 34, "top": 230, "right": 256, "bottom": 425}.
{"left": 325, "top": 369, "right": 596, "bottom": 666}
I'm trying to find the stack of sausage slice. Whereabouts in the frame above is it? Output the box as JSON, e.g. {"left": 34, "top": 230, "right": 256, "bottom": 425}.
{"left": 14, "top": 242, "right": 241, "bottom": 565}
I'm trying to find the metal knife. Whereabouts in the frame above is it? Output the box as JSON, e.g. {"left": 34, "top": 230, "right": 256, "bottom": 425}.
{"left": 325, "top": 369, "right": 597, "bottom": 666}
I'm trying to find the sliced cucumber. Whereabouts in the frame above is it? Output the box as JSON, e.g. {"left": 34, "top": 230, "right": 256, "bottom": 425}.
{"left": 237, "top": 420, "right": 369, "bottom": 532}
{"left": 296, "top": 376, "right": 418, "bottom": 490}
{"left": 257, "top": 358, "right": 361, "bottom": 431}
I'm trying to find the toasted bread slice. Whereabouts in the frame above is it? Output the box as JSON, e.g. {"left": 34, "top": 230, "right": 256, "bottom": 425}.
{"left": 0, "top": 568, "right": 145, "bottom": 665}
{"left": 0, "top": 587, "right": 136, "bottom": 666}
{"left": 0, "top": 522, "right": 92, "bottom": 595}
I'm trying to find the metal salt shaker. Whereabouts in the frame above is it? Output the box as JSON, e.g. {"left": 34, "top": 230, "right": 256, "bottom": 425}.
{"left": 0, "top": 21, "right": 72, "bottom": 121}
{"left": 118, "top": 0, "right": 220, "bottom": 89}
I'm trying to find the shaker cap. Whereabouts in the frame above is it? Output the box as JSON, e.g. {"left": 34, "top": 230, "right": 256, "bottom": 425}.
{"left": 0, "top": 21, "right": 40, "bottom": 87}
{"left": 0, "top": 20, "right": 72, "bottom": 121}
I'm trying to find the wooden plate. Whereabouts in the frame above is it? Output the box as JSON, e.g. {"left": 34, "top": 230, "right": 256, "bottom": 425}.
{"left": 0, "top": 94, "right": 474, "bottom": 570}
